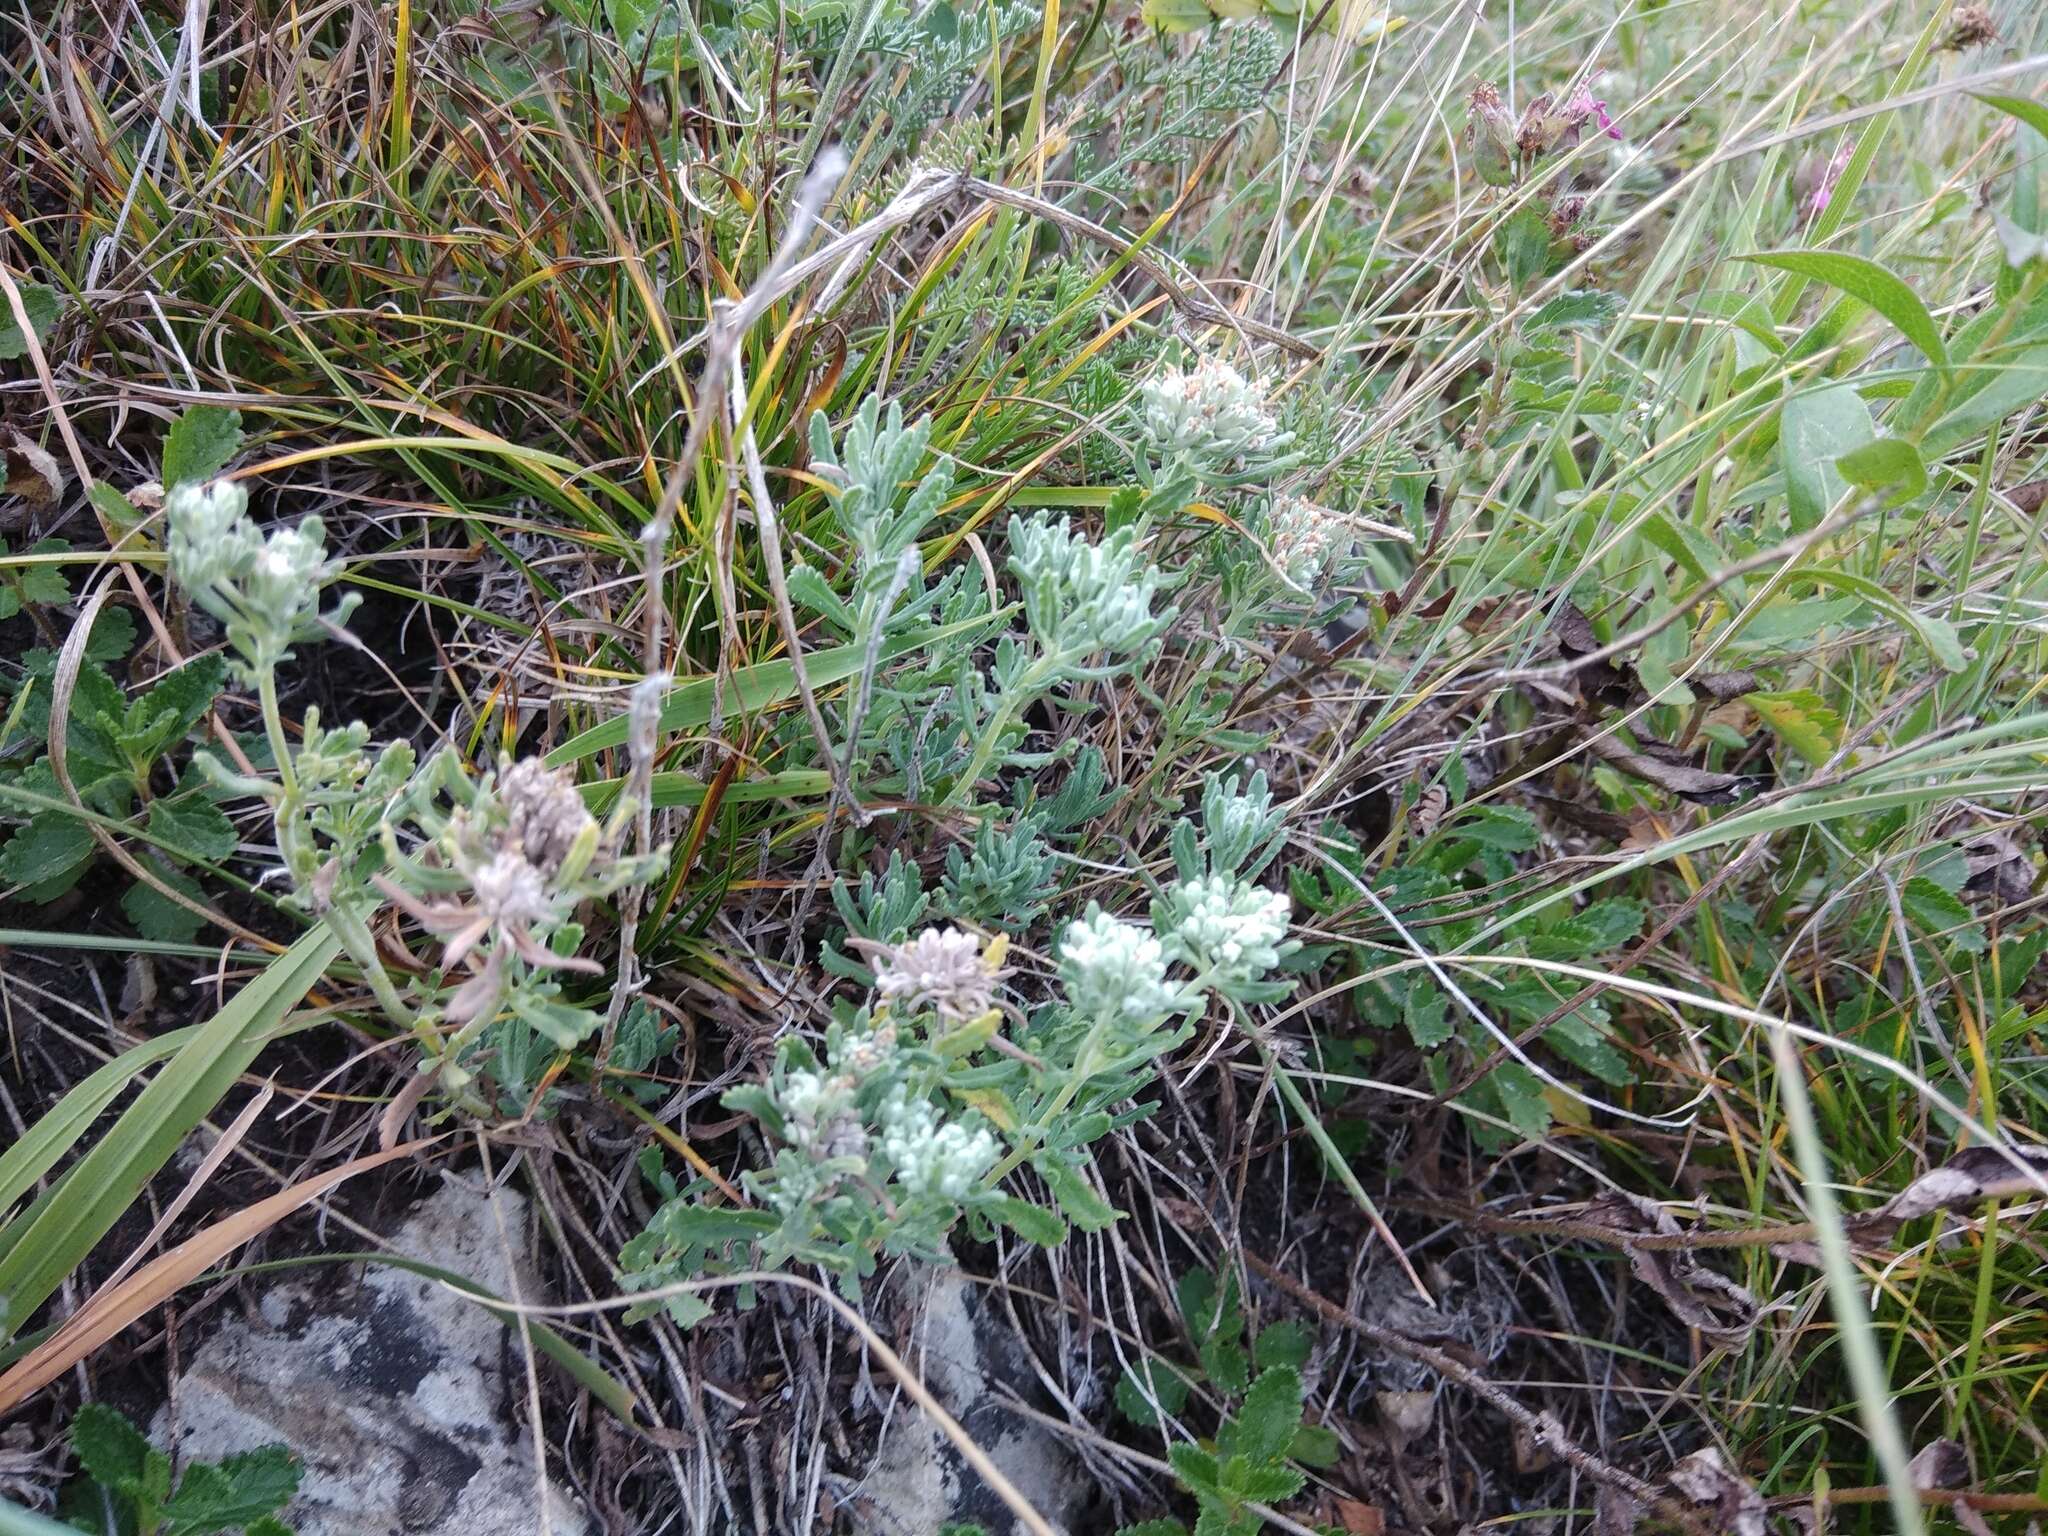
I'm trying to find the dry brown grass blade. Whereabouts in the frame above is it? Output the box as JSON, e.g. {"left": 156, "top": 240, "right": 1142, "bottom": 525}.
{"left": 99, "top": 1081, "right": 275, "bottom": 1295}
{"left": 0, "top": 1137, "right": 441, "bottom": 1412}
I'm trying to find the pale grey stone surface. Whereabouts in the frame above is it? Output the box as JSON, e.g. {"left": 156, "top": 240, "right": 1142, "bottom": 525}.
{"left": 853, "top": 1269, "right": 1086, "bottom": 1536}
{"left": 154, "top": 1176, "right": 585, "bottom": 1536}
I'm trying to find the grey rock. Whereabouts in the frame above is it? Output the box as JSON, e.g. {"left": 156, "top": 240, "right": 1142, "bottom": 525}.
{"left": 852, "top": 1269, "right": 1087, "bottom": 1536}
{"left": 154, "top": 1175, "right": 586, "bottom": 1536}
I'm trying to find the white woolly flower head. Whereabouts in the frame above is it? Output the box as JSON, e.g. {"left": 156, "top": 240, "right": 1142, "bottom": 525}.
{"left": 166, "top": 479, "right": 260, "bottom": 591}
{"left": 879, "top": 1088, "right": 997, "bottom": 1199}
{"left": 466, "top": 849, "right": 555, "bottom": 931}
{"left": 1267, "top": 495, "right": 1352, "bottom": 587}
{"left": 1140, "top": 355, "right": 1280, "bottom": 474}
{"left": 1162, "top": 874, "right": 1293, "bottom": 985}
{"left": 777, "top": 1064, "right": 867, "bottom": 1164}
{"left": 869, "top": 926, "right": 1002, "bottom": 1022}
{"left": 1057, "top": 906, "right": 1183, "bottom": 1023}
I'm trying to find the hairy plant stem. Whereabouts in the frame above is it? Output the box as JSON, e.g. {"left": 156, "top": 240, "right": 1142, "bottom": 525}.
{"left": 943, "top": 652, "right": 1061, "bottom": 809}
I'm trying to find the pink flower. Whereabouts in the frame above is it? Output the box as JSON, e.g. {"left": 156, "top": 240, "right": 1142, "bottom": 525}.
{"left": 1798, "top": 144, "right": 1853, "bottom": 219}
{"left": 1564, "top": 84, "right": 1623, "bottom": 141}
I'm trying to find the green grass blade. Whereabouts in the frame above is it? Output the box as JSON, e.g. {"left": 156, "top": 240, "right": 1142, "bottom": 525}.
{"left": 0, "top": 928, "right": 340, "bottom": 1345}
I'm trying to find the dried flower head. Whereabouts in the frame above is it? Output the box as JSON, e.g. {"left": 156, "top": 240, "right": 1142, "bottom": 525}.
{"left": 1943, "top": 4, "right": 1997, "bottom": 49}
{"left": 863, "top": 926, "right": 1006, "bottom": 1022}
{"left": 499, "top": 757, "right": 596, "bottom": 877}
{"left": 1467, "top": 82, "right": 1517, "bottom": 186}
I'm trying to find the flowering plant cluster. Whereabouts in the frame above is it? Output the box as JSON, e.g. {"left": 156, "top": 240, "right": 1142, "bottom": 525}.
{"left": 168, "top": 481, "right": 665, "bottom": 1102}
{"left": 622, "top": 773, "right": 1301, "bottom": 1314}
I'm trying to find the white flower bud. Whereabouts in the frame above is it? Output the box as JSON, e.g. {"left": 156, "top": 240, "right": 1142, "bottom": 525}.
{"left": 1057, "top": 907, "right": 1182, "bottom": 1022}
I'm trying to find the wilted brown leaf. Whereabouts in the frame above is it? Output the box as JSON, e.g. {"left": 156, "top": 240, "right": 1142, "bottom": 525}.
{"left": 3, "top": 431, "right": 62, "bottom": 517}
{"left": 1906, "top": 1438, "right": 1968, "bottom": 1491}
{"left": 1581, "top": 731, "right": 1768, "bottom": 807}
{"left": 1554, "top": 600, "right": 1634, "bottom": 706}
{"left": 1666, "top": 1448, "right": 1768, "bottom": 1536}
{"left": 1328, "top": 1498, "right": 1386, "bottom": 1535}
{"left": 1775, "top": 1144, "right": 2048, "bottom": 1264}
{"left": 1594, "top": 1483, "right": 1646, "bottom": 1536}
{"left": 1959, "top": 828, "right": 2035, "bottom": 910}
{"left": 1694, "top": 669, "right": 1761, "bottom": 701}
{"left": 2007, "top": 479, "right": 2047, "bottom": 515}
{"left": 1577, "top": 1192, "right": 1760, "bottom": 1346}
{"left": 1410, "top": 783, "right": 1449, "bottom": 838}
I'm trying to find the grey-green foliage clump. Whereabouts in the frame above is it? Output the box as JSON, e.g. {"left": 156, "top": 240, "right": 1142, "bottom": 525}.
{"left": 785, "top": 393, "right": 1175, "bottom": 814}
{"left": 163, "top": 468, "right": 665, "bottom": 1104}
{"left": 621, "top": 776, "right": 1304, "bottom": 1319}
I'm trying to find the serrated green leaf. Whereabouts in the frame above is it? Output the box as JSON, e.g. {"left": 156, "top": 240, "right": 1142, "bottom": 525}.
{"left": 1527, "top": 289, "right": 1622, "bottom": 335}
{"left": 71, "top": 1402, "right": 155, "bottom": 1493}
{"left": 1403, "top": 980, "right": 1453, "bottom": 1049}
{"left": 147, "top": 794, "right": 239, "bottom": 864}
{"left": 1545, "top": 1008, "right": 1634, "bottom": 1086}
{"left": 1483, "top": 1060, "right": 1552, "bottom": 1140}
{"left": 1747, "top": 688, "right": 1841, "bottom": 767}
{"left": 1741, "top": 251, "right": 1948, "bottom": 372}
{"left": 162, "top": 406, "right": 244, "bottom": 490}
{"left": 1168, "top": 1441, "right": 1223, "bottom": 1496}
{"left": 1229, "top": 1365, "right": 1304, "bottom": 1464}
{"left": 1201, "top": 1336, "right": 1251, "bottom": 1395}
{"left": 85, "top": 604, "right": 139, "bottom": 664}
{"left": 1116, "top": 1359, "right": 1194, "bottom": 1427}
{"left": 0, "top": 282, "right": 59, "bottom": 361}
{"left": 1289, "top": 1423, "right": 1343, "bottom": 1467}
{"left": 162, "top": 1444, "right": 300, "bottom": 1536}
{"left": 1899, "top": 876, "right": 1987, "bottom": 954}
{"left": 123, "top": 865, "right": 210, "bottom": 942}
{"left": 1252, "top": 1320, "right": 1312, "bottom": 1372}
{"left": 118, "top": 653, "right": 228, "bottom": 768}
{"left": 2, "top": 537, "right": 73, "bottom": 614}
{"left": 1526, "top": 899, "right": 1643, "bottom": 961}
{"left": 1495, "top": 206, "right": 1555, "bottom": 292}
{"left": 1448, "top": 805, "right": 1540, "bottom": 851}
{"left": 1230, "top": 1460, "right": 1306, "bottom": 1503}
{"left": 0, "top": 809, "right": 94, "bottom": 893}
